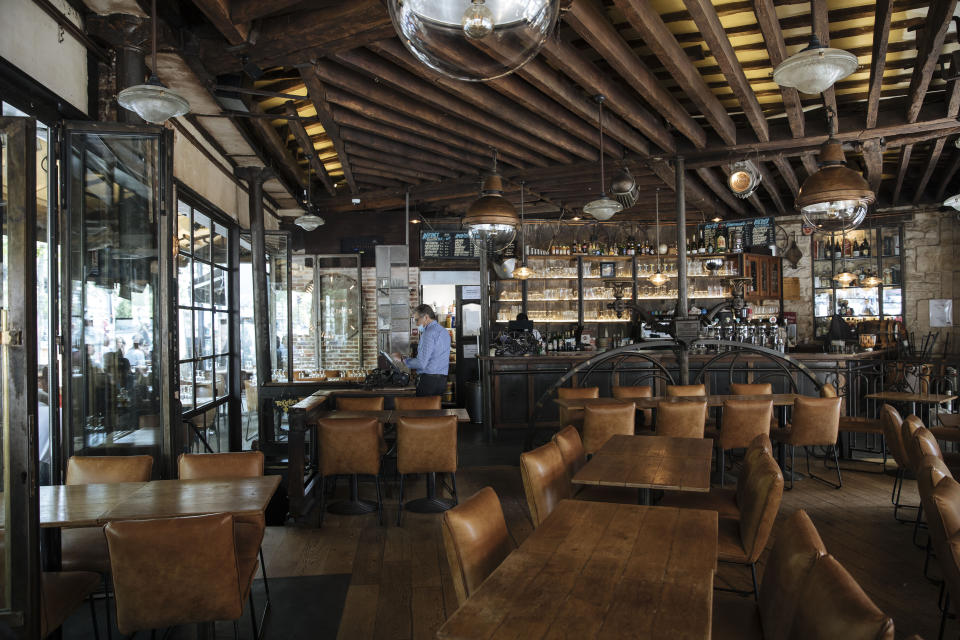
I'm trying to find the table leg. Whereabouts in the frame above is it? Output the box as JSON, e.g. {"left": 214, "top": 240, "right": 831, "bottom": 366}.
{"left": 639, "top": 488, "right": 650, "bottom": 506}
{"left": 405, "top": 472, "right": 456, "bottom": 513}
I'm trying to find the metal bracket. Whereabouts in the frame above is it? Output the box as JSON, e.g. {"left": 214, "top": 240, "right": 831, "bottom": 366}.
{"left": 0, "top": 329, "right": 22, "bottom": 346}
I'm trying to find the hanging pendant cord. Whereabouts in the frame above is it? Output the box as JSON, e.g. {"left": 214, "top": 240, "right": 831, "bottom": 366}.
{"left": 655, "top": 188, "right": 661, "bottom": 272}
{"left": 598, "top": 98, "right": 606, "bottom": 195}
{"left": 151, "top": 0, "right": 157, "bottom": 76}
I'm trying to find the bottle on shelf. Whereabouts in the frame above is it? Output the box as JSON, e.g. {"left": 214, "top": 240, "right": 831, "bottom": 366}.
{"left": 842, "top": 236, "right": 852, "bottom": 257}
{"left": 715, "top": 229, "right": 727, "bottom": 252}
{"left": 852, "top": 239, "right": 860, "bottom": 257}
{"left": 861, "top": 237, "right": 870, "bottom": 257}
{"left": 833, "top": 239, "right": 841, "bottom": 258}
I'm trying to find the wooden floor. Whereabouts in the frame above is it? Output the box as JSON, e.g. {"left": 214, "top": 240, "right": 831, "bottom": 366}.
{"left": 261, "top": 455, "right": 942, "bottom": 640}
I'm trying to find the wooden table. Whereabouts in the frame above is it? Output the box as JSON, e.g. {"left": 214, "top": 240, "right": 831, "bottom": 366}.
{"left": 866, "top": 391, "right": 957, "bottom": 415}
{"left": 554, "top": 393, "right": 800, "bottom": 411}
{"left": 312, "top": 408, "right": 470, "bottom": 422}
{"left": 436, "top": 500, "right": 718, "bottom": 640}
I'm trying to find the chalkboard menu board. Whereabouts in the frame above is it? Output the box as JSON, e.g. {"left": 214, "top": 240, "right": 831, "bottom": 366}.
{"left": 421, "top": 231, "right": 480, "bottom": 260}
{"left": 699, "top": 216, "right": 775, "bottom": 253}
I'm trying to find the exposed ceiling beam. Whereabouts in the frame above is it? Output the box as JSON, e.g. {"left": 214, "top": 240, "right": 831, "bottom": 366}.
{"left": 351, "top": 162, "right": 422, "bottom": 185}
{"left": 298, "top": 65, "right": 359, "bottom": 194}
{"left": 892, "top": 144, "right": 914, "bottom": 203}
{"left": 751, "top": 0, "right": 804, "bottom": 139}
{"left": 912, "top": 79, "right": 960, "bottom": 201}
{"left": 906, "top": 0, "right": 959, "bottom": 123}
{"left": 339, "top": 128, "right": 468, "bottom": 174}
{"left": 756, "top": 164, "right": 786, "bottom": 214}
{"left": 771, "top": 156, "right": 800, "bottom": 197}
{"left": 866, "top": 0, "right": 894, "bottom": 129}
{"left": 935, "top": 149, "right": 960, "bottom": 201}
{"left": 284, "top": 102, "right": 336, "bottom": 196}
{"left": 613, "top": 0, "right": 737, "bottom": 145}
{"left": 345, "top": 142, "right": 459, "bottom": 180}
{"left": 861, "top": 138, "right": 885, "bottom": 193}
{"left": 230, "top": 0, "right": 305, "bottom": 23}
{"left": 694, "top": 167, "right": 748, "bottom": 216}
{"left": 189, "top": 0, "right": 250, "bottom": 46}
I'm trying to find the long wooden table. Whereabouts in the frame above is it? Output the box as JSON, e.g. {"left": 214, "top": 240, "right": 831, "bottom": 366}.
{"left": 554, "top": 393, "right": 800, "bottom": 411}
{"left": 436, "top": 500, "right": 718, "bottom": 640}
{"left": 866, "top": 391, "right": 957, "bottom": 416}
{"left": 573, "top": 435, "right": 713, "bottom": 503}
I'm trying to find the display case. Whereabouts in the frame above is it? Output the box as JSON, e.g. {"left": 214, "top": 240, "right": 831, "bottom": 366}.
{"left": 811, "top": 223, "right": 905, "bottom": 338}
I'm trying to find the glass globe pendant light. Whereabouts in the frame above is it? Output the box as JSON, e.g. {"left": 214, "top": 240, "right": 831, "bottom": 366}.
{"left": 773, "top": 34, "right": 858, "bottom": 95}
{"left": 388, "top": 0, "right": 560, "bottom": 82}
{"left": 648, "top": 189, "right": 670, "bottom": 287}
{"left": 512, "top": 181, "right": 534, "bottom": 279}
{"left": 833, "top": 228, "right": 856, "bottom": 286}
{"left": 294, "top": 159, "right": 325, "bottom": 232}
{"left": 464, "top": 149, "right": 518, "bottom": 253}
{"left": 583, "top": 95, "right": 623, "bottom": 222}
{"left": 798, "top": 138, "right": 875, "bottom": 233}
{"left": 117, "top": 0, "right": 190, "bottom": 124}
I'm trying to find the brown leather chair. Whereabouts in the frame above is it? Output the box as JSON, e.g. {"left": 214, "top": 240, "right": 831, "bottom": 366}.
{"left": 581, "top": 402, "right": 635, "bottom": 455}
{"left": 773, "top": 396, "right": 843, "bottom": 490}
{"left": 656, "top": 399, "right": 707, "bottom": 438}
{"left": 40, "top": 571, "right": 103, "bottom": 638}
{"left": 901, "top": 415, "right": 926, "bottom": 472}
{"left": 65, "top": 455, "right": 153, "bottom": 486}
{"left": 337, "top": 396, "right": 385, "bottom": 411}
{"left": 317, "top": 417, "right": 384, "bottom": 526}
{"left": 730, "top": 382, "right": 773, "bottom": 396}
{"left": 916, "top": 455, "right": 954, "bottom": 580}
{"left": 716, "top": 446, "right": 783, "bottom": 599}
{"left": 612, "top": 385, "right": 653, "bottom": 428}
{"left": 879, "top": 404, "right": 915, "bottom": 521}
{"left": 440, "top": 487, "right": 513, "bottom": 607}
{"left": 931, "top": 477, "right": 960, "bottom": 638}
{"left": 394, "top": 395, "right": 442, "bottom": 410}
{"left": 520, "top": 441, "right": 571, "bottom": 527}
{"left": 395, "top": 415, "right": 458, "bottom": 525}
{"left": 789, "top": 554, "right": 894, "bottom": 640}
{"left": 666, "top": 384, "right": 706, "bottom": 397}
{"left": 718, "top": 398, "right": 774, "bottom": 486}
{"left": 105, "top": 513, "right": 259, "bottom": 635}
{"left": 557, "top": 386, "right": 599, "bottom": 431}
{"left": 552, "top": 425, "right": 586, "bottom": 479}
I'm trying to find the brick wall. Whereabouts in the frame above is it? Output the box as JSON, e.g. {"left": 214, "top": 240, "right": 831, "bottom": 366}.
{"left": 359, "top": 266, "right": 420, "bottom": 368}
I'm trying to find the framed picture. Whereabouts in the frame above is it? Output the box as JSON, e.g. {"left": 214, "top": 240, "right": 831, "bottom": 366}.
{"left": 600, "top": 262, "right": 616, "bottom": 278}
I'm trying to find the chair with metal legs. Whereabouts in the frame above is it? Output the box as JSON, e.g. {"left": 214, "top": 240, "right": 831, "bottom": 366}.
{"left": 395, "top": 415, "right": 458, "bottom": 525}
{"left": 878, "top": 403, "right": 917, "bottom": 522}
{"left": 317, "top": 417, "right": 384, "bottom": 527}
{"left": 717, "top": 398, "right": 774, "bottom": 487}
{"left": 772, "top": 396, "right": 842, "bottom": 490}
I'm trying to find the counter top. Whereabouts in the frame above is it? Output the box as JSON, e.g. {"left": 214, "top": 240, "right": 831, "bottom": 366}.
{"left": 478, "top": 349, "right": 890, "bottom": 364}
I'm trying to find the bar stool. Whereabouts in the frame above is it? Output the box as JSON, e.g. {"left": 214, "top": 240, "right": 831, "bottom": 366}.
{"left": 396, "top": 415, "right": 458, "bottom": 525}
{"left": 557, "top": 386, "right": 598, "bottom": 431}
{"left": 582, "top": 402, "right": 635, "bottom": 455}
{"left": 718, "top": 398, "right": 774, "bottom": 486}
{"left": 337, "top": 396, "right": 384, "bottom": 411}
{"left": 772, "top": 396, "right": 842, "bottom": 490}
{"left": 317, "top": 417, "right": 384, "bottom": 526}
{"left": 612, "top": 385, "right": 653, "bottom": 428}
{"left": 395, "top": 395, "right": 442, "bottom": 410}
{"left": 655, "top": 400, "right": 707, "bottom": 438}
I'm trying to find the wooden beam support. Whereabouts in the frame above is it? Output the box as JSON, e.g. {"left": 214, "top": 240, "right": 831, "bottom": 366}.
{"left": 812, "top": 0, "right": 838, "bottom": 119}
{"left": 189, "top": 0, "right": 250, "bottom": 46}
{"left": 935, "top": 149, "right": 960, "bottom": 201}
{"left": 757, "top": 164, "right": 786, "bottom": 214}
{"left": 694, "top": 167, "right": 748, "bottom": 216}
{"left": 751, "top": 0, "right": 805, "bottom": 138}
{"left": 344, "top": 142, "right": 460, "bottom": 180}
{"left": 866, "top": 0, "right": 894, "bottom": 129}
{"left": 230, "top": 0, "right": 305, "bottom": 23}
{"left": 906, "top": 0, "right": 959, "bottom": 123}
{"left": 351, "top": 163, "right": 422, "bottom": 185}
{"left": 339, "top": 128, "right": 469, "bottom": 174}
{"left": 892, "top": 144, "right": 914, "bottom": 204}
{"left": 284, "top": 102, "right": 336, "bottom": 196}
{"left": 565, "top": 0, "right": 706, "bottom": 149}
{"left": 912, "top": 138, "right": 947, "bottom": 203}
{"left": 771, "top": 156, "right": 800, "bottom": 197}
{"left": 245, "top": 102, "right": 306, "bottom": 193}
{"left": 861, "top": 138, "right": 885, "bottom": 193}
{"left": 298, "top": 65, "right": 359, "bottom": 194}
{"left": 613, "top": 0, "right": 737, "bottom": 144}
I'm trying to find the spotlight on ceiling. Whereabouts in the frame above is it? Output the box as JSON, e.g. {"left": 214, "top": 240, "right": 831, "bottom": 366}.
{"left": 945, "top": 194, "right": 960, "bottom": 211}
{"left": 727, "top": 160, "right": 762, "bottom": 199}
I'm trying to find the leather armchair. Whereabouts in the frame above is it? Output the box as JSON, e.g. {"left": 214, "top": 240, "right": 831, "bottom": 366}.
{"left": 337, "top": 396, "right": 385, "bottom": 411}
{"left": 557, "top": 386, "right": 598, "bottom": 432}
{"left": 718, "top": 398, "right": 774, "bottom": 486}
{"left": 395, "top": 415, "right": 458, "bottom": 525}
{"left": 901, "top": 415, "right": 926, "bottom": 472}
{"left": 520, "top": 442, "right": 571, "bottom": 527}
{"left": 774, "top": 397, "right": 843, "bottom": 489}
{"left": 317, "top": 417, "right": 384, "bottom": 526}
{"left": 656, "top": 399, "right": 707, "bottom": 438}
{"left": 440, "top": 487, "right": 513, "bottom": 607}
{"left": 582, "top": 402, "right": 635, "bottom": 455}
{"left": 394, "top": 395, "right": 442, "bottom": 410}
{"left": 612, "top": 385, "right": 653, "bottom": 428}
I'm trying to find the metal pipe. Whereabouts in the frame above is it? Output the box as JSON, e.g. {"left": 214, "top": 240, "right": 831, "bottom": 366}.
{"left": 405, "top": 189, "right": 410, "bottom": 247}
{"left": 675, "top": 157, "right": 690, "bottom": 384}
{"left": 479, "top": 244, "right": 493, "bottom": 442}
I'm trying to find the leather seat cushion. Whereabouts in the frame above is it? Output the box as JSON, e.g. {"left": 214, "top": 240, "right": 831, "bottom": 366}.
{"left": 711, "top": 594, "right": 763, "bottom": 640}
{"left": 61, "top": 527, "right": 111, "bottom": 575}
{"left": 659, "top": 488, "right": 740, "bottom": 519}
{"left": 717, "top": 516, "right": 748, "bottom": 563}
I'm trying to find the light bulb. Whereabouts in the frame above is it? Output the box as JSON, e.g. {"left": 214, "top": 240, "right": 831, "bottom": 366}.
{"left": 462, "top": 0, "right": 494, "bottom": 39}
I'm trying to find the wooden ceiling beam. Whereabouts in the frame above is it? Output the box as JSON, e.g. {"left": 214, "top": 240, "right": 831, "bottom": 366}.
{"left": 355, "top": 175, "right": 404, "bottom": 189}
{"left": 935, "top": 149, "right": 960, "bottom": 201}
{"left": 861, "top": 138, "right": 885, "bottom": 193}
{"left": 298, "top": 65, "right": 359, "bottom": 194}
{"left": 906, "top": 0, "right": 959, "bottom": 123}
{"left": 565, "top": 0, "right": 706, "bottom": 149}
{"left": 694, "top": 167, "right": 748, "bottom": 216}
{"left": 811, "top": 0, "right": 838, "bottom": 121}
{"left": 912, "top": 138, "right": 947, "bottom": 203}
{"left": 891, "top": 144, "right": 914, "bottom": 204}
{"left": 361, "top": 41, "right": 605, "bottom": 161}
{"left": 613, "top": 0, "right": 737, "bottom": 144}
{"left": 230, "top": 0, "right": 305, "bottom": 23}
{"left": 751, "top": 0, "right": 804, "bottom": 138}
{"left": 771, "top": 156, "right": 800, "bottom": 198}
{"left": 756, "top": 164, "right": 786, "bottom": 214}
{"left": 339, "top": 128, "right": 468, "bottom": 174}
{"left": 244, "top": 102, "right": 306, "bottom": 191}
{"left": 866, "top": 0, "right": 894, "bottom": 129}
{"left": 350, "top": 157, "right": 444, "bottom": 183}
{"left": 351, "top": 163, "right": 422, "bottom": 185}
{"left": 190, "top": 0, "right": 250, "bottom": 46}
{"left": 284, "top": 102, "right": 336, "bottom": 196}
{"left": 311, "top": 59, "right": 549, "bottom": 168}
{"left": 344, "top": 142, "right": 460, "bottom": 180}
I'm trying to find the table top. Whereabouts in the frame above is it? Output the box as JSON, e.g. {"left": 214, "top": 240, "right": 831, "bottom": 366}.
{"left": 866, "top": 391, "right": 957, "bottom": 404}
{"left": 312, "top": 408, "right": 470, "bottom": 423}
{"left": 555, "top": 393, "right": 800, "bottom": 410}
{"left": 436, "top": 500, "right": 718, "bottom": 640}
{"left": 573, "top": 435, "right": 714, "bottom": 492}
{"left": 36, "top": 476, "right": 281, "bottom": 529}
{"left": 938, "top": 414, "right": 960, "bottom": 428}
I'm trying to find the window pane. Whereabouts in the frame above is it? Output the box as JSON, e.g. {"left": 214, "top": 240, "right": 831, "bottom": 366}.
{"left": 180, "top": 361, "right": 195, "bottom": 410}
{"left": 215, "top": 311, "right": 230, "bottom": 356}
{"left": 212, "top": 222, "right": 228, "bottom": 267}
{"left": 178, "top": 255, "right": 192, "bottom": 306}
{"left": 197, "top": 310, "right": 213, "bottom": 357}
{"left": 177, "top": 201, "right": 191, "bottom": 254}
{"left": 193, "top": 209, "right": 211, "bottom": 261}
{"left": 196, "top": 358, "right": 214, "bottom": 406}
{"left": 213, "top": 266, "right": 227, "bottom": 310}
{"left": 215, "top": 355, "right": 229, "bottom": 399}
{"left": 194, "top": 260, "right": 211, "bottom": 306}
{"left": 179, "top": 308, "right": 193, "bottom": 359}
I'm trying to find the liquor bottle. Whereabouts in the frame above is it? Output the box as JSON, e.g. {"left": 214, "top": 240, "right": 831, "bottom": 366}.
{"left": 833, "top": 239, "right": 841, "bottom": 258}
{"left": 852, "top": 240, "right": 860, "bottom": 257}
{"left": 861, "top": 237, "right": 870, "bottom": 257}
{"left": 706, "top": 238, "right": 715, "bottom": 254}
{"left": 716, "top": 230, "right": 727, "bottom": 252}
{"left": 698, "top": 232, "right": 706, "bottom": 254}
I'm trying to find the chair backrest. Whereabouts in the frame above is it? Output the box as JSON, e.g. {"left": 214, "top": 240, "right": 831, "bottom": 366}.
{"left": 819, "top": 383, "right": 838, "bottom": 397}
{"left": 655, "top": 400, "right": 707, "bottom": 438}
{"left": 879, "top": 404, "right": 907, "bottom": 467}
{"left": 557, "top": 386, "right": 599, "bottom": 399}
{"left": 318, "top": 418, "right": 382, "bottom": 476}
{"left": 901, "top": 415, "right": 925, "bottom": 471}
{"left": 759, "top": 509, "right": 827, "bottom": 640}
{"left": 66, "top": 455, "right": 153, "bottom": 485}
{"left": 440, "top": 487, "right": 513, "bottom": 607}
{"left": 788, "top": 554, "right": 894, "bottom": 640}
{"left": 396, "top": 415, "right": 458, "bottom": 474}
{"left": 520, "top": 441, "right": 571, "bottom": 527}
{"left": 337, "top": 396, "right": 384, "bottom": 411}
{"left": 582, "top": 402, "right": 635, "bottom": 454}
{"left": 666, "top": 384, "right": 706, "bottom": 397}
{"left": 786, "top": 396, "right": 842, "bottom": 447}
{"left": 740, "top": 434, "right": 774, "bottom": 478}
{"left": 551, "top": 425, "right": 587, "bottom": 478}
{"left": 912, "top": 426, "right": 944, "bottom": 463}
{"left": 612, "top": 385, "right": 652, "bottom": 399}
{"left": 105, "top": 513, "right": 244, "bottom": 634}
{"left": 737, "top": 449, "right": 784, "bottom": 563}
{"left": 720, "top": 398, "right": 774, "bottom": 450}
{"left": 933, "top": 476, "right": 960, "bottom": 546}
{"left": 731, "top": 382, "right": 773, "bottom": 395}
{"left": 178, "top": 451, "right": 264, "bottom": 480}
{"left": 918, "top": 455, "right": 956, "bottom": 557}
{"left": 243, "top": 380, "right": 258, "bottom": 410}
{"left": 395, "top": 395, "right": 442, "bottom": 410}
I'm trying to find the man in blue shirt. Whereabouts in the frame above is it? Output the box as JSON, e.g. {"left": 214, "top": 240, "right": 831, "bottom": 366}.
{"left": 394, "top": 304, "right": 451, "bottom": 397}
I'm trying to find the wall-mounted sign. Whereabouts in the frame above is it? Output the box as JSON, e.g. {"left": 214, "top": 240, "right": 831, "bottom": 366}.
{"left": 421, "top": 231, "right": 479, "bottom": 259}
{"left": 698, "top": 216, "right": 776, "bottom": 253}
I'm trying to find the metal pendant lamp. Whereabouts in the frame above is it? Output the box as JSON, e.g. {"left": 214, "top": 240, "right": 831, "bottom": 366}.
{"left": 773, "top": 34, "right": 858, "bottom": 95}
{"left": 583, "top": 95, "right": 623, "bottom": 222}
{"left": 512, "top": 181, "right": 534, "bottom": 279}
{"left": 464, "top": 149, "right": 518, "bottom": 252}
{"left": 798, "top": 137, "right": 874, "bottom": 233}
{"left": 117, "top": 0, "right": 190, "bottom": 123}
{"left": 648, "top": 189, "right": 670, "bottom": 287}
{"left": 294, "top": 159, "right": 325, "bottom": 232}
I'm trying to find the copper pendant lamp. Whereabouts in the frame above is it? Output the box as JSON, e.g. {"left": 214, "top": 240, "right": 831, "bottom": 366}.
{"left": 798, "top": 139, "right": 875, "bottom": 233}
{"left": 463, "top": 150, "right": 518, "bottom": 252}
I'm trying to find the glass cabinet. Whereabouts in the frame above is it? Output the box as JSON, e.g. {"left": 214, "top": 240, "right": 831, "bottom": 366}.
{"left": 810, "top": 223, "right": 905, "bottom": 338}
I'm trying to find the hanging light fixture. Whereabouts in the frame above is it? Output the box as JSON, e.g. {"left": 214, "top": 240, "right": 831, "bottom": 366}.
{"left": 833, "top": 228, "right": 856, "bottom": 286}
{"left": 944, "top": 194, "right": 960, "bottom": 211}
{"left": 295, "top": 159, "right": 326, "bottom": 232}
{"left": 772, "top": 34, "right": 858, "bottom": 95}
{"left": 860, "top": 272, "right": 881, "bottom": 288}
{"left": 798, "top": 137, "right": 875, "bottom": 233}
{"left": 387, "top": 0, "right": 560, "bottom": 82}
{"left": 463, "top": 149, "right": 518, "bottom": 252}
{"left": 512, "top": 181, "right": 534, "bottom": 280}
{"left": 117, "top": 0, "right": 190, "bottom": 123}
{"left": 611, "top": 164, "right": 639, "bottom": 209}
{"left": 583, "top": 95, "right": 623, "bottom": 222}
{"left": 727, "top": 159, "right": 762, "bottom": 199}
{"left": 648, "top": 189, "right": 670, "bottom": 287}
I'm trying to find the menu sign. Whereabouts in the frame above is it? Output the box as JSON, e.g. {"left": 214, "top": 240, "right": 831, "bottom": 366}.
{"left": 699, "top": 216, "right": 775, "bottom": 253}
{"left": 421, "top": 231, "right": 479, "bottom": 259}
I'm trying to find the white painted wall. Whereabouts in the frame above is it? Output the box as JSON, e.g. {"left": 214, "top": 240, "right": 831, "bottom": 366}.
{"left": 0, "top": 0, "right": 88, "bottom": 114}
